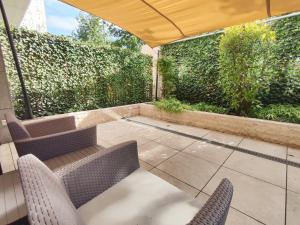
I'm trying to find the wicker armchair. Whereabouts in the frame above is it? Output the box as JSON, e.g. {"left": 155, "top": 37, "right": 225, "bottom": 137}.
{"left": 18, "top": 141, "right": 233, "bottom": 225}
{"left": 5, "top": 112, "right": 96, "bottom": 160}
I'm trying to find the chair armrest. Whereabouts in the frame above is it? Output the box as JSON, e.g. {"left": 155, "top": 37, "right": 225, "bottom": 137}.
{"left": 14, "top": 126, "right": 97, "bottom": 160}
{"left": 187, "top": 178, "right": 233, "bottom": 225}
{"left": 55, "top": 141, "right": 140, "bottom": 208}
{"left": 24, "top": 116, "right": 76, "bottom": 137}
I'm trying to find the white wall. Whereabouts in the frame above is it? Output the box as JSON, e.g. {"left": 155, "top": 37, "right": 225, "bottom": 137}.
{"left": 20, "top": 0, "right": 47, "bottom": 32}
{"left": 2, "top": 0, "right": 31, "bottom": 27}
{"left": 2, "top": 0, "right": 47, "bottom": 32}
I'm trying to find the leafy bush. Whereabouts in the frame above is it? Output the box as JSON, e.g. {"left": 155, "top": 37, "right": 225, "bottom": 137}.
{"left": 219, "top": 23, "right": 275, "bottom": 115}
{"left": 154, "top": 98, "right": 300, "bottom": 124}
{"left": 154, "top": 98, "right": 191, "bottom": 113}
{"left": 157, "top": 56, "right": 178, "bottom": 98}
{"left": 0, "top": 27, "right": 152, "bottom": 118}
{"left": 191, "top": 102, "right": 228, "bottom": 114}
{"left": 154, "top": 98, "right": 227, "bottom": 114}
{"left": 250, "top": 104, "right": 300, "bottom": 124}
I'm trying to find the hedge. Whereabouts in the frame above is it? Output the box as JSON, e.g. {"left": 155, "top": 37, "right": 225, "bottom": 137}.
{"left": 161, "top": 15, "right": 300, "bottom": 106}
{"left": 0, "top": 27, "right": 153, "bottom": 118}
{"left": 161, "top": 33, "right": 224, "bottom": 105}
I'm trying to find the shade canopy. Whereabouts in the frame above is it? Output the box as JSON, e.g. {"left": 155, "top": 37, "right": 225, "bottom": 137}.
{"left": 61, "top": 0, "right": 300, "bottom": 47}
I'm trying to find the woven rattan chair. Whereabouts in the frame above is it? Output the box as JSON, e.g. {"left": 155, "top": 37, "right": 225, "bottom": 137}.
{"left": 18, "top": 140, "right": 233, "bottom": 225}
{"left": 5, "top": 112, "right": 96, "bottom": 160}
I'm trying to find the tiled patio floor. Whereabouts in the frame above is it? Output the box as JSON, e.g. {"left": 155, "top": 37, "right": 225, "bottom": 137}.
{"left": 0, "top": 116, "right": 299, "bottom": 225}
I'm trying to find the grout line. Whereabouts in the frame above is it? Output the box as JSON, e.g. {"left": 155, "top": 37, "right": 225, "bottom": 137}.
{"left": 196, "top": 149, "right": 235, "bottom": 198}
{"left": 149, "top": 167, "right": 201, "bottom": 192}
{"left": 237, "top": 137, "right": 245, "bottom": 147}
{"left": 229, "top": 207, "right": 266, "bottom": 224}
{"left": 230, "top": 206, "right": 266, "bottom": 225}
{"left": 286, "top": 188, "right": 300, "bottom": 195}
{"left": 152, "top": 141, "right": 196, "bottom": 168}
{"left": 230, "top": 206, "right": 267, "bottom": 225}
{"left": 125, "top": 118, "right": 300, "bottom": 168}
{"left": 284, "top": 147, "right": 288, "bottom": 225}
{"left": 139, "top": 142, "right": 202, "bottom": 194}
{"left": 222, "top": 165, "right": 286, "bottom": 190}
{"left": 201, "top": 190, "right": 266, "bottom": 225}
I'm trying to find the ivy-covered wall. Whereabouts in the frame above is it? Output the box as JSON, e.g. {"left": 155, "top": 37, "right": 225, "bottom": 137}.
{"left": 161, "top": 33, "right": 223, "bottom": 105}
{"left": 0, "top": 27, "right": 152, "bottom": 118}
{"left": 161, "top": 15, "right": 300, "bottom": 106}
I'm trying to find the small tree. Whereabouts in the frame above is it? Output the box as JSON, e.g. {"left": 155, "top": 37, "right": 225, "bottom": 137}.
{"left": 107, "top": 24, "right": 143, "bottom": 52}
{"left": 219, "top": 23, "right": 276, "bottom": 115}
{"left": 73, "top": 13, "right": 108, "bottom": 45}
{"left": 157, "top": 56, "right": 177, "bottom": 98}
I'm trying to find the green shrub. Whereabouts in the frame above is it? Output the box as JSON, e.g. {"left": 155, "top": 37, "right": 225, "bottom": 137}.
{"left": 154, "top": 98, "right": 300, "bottom": 124}
{"left": 219, "top": 23, "right": 276, "bottom": 115}
{"left": 250, "top": 104, "right": 300, "bottom": 124}
{"left": 157, "top": 56, "right": 178, "bottom": 98}
{"left": 0, "top": 27, "right": 152, "bottom": 118}
{"left": 154, "top": 98, "right": 191, "bottom": 113}
{"left": 154, "top": 98, "right": 227, "bottom": 114}
{"left": 191, "top": 102, "right": 228, "bottom": 114}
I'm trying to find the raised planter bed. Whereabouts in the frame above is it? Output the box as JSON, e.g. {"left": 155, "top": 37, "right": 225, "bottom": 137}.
{"left": 139, "top": 103, "right": 300, "bottom": 148}
{"left": 2, "top": 103, "right": 299, "bottom": 148}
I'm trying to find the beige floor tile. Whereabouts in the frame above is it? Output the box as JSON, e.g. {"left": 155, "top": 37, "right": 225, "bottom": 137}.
{"left": 196, "top": 192, "right": 264, "bottom": 225}
{"left": 138, "top": 128, "right": 170, "bottom": 140}
{"left": 288, "top": 147, "right": 300, "bottom": 164}
{"left": 138, "top": 141, "right": 178, "bottom": 166}
{"left": 130, "top": 116, "right": 210, "bottom": 138}
{"left": 155, "top": 133, "right": 196, "bottom": 150}
{"left": 174, "top": 125, "right": 210, "bottom": 138}
{"left": 224, "top": 151, "right": 286, "bottom": 188}
{"left": 286, "top": 190, "right": 300, "bottom": 225}
{"left": 203, "top": 167, "right": 285, "bottom": 225}
{"left": 139, "top": 160, "right": 154, "bottom": 171}
{"left": 183, "top": 141, "right": 233, "bottom": 165}
{"left": 196, "top": 191, "right": 210, "bottom": 203}
{"left": 151, "top": 168, "right": 200, "bottom": 197}
{"left": 157, "top": 152, "right": 219, "bottom": 190}
{"left": 287, "top": 166, "right": 300, "bottom": 194}
{"left": 108, "top": 135, "right": 151, "bottom": 147}
{"left": 203, "top": 131, "right": 243, "bottom": 146}
{"left": 239, "top": 138, "right": 287, "bottom": 159}
{"left": 226, "top": 208, "right": 264, "bottom": 225}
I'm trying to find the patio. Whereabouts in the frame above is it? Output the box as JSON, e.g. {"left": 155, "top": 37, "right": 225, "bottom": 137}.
{"left": 0, "top": 115, "right": 299, "bottom": 225}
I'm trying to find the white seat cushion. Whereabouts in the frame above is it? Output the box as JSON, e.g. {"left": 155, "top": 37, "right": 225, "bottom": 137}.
{"left": 78, "top": 168, "right": 203, "bottom": 225}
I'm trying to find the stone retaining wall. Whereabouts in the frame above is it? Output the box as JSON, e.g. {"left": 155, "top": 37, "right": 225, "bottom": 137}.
{"left": 139, "top": 103, "right": 300, "bottom": 148}
{"left": 2, "top": 103, "right": 300, "bottom": 148}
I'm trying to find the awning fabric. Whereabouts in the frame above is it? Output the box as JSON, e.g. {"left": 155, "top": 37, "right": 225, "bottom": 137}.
{"left": 61, "top": 0, "right": 300, "bottom": 47}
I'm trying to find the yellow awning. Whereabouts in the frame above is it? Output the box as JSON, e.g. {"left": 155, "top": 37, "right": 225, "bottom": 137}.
{"left": 61, "top": 0, "right": 300, "bottom": 47}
